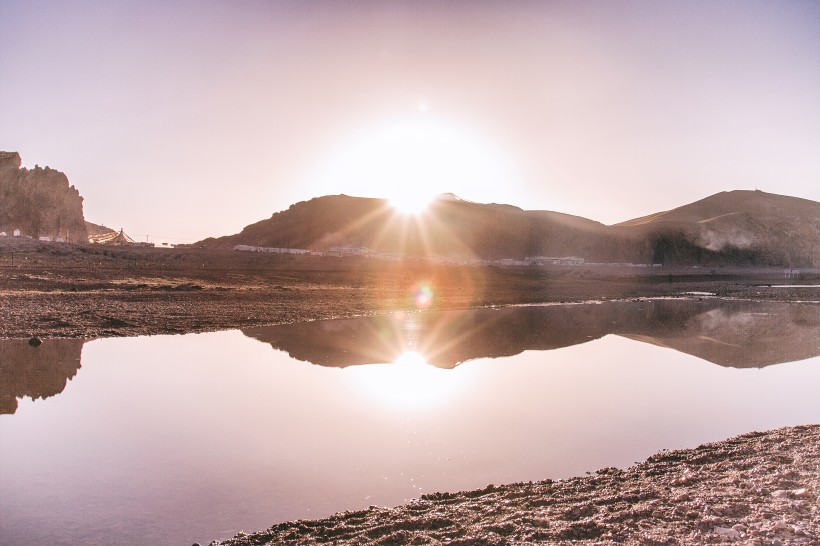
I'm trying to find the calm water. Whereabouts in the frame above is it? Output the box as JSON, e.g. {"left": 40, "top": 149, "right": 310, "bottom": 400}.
{"left": 1, "top": 300, "right": 818, "bottom": 545}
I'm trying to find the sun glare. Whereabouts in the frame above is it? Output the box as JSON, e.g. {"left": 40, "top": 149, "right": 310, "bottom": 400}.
{"left": 345, "top": 351, "right": 457, "bottom": 408}
{"left": 313, "top": 119, "right": 514, "bottom": 208}
{"left": 388, "top": 192, "right": 436, "bottom": 214}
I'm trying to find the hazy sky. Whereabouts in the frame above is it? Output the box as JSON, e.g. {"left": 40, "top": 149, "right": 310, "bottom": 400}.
{"left": 1, "top": 0, "right": 818, "bottom": 243}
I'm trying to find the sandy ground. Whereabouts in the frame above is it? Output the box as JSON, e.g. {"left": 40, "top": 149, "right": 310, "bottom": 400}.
{"left": 210, "top": 426, "right": 819, "bottom": 546}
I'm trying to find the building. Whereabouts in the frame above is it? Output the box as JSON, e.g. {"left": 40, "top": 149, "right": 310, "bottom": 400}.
{"left": 525, "top": 256, "right": 585, "bottom": 266}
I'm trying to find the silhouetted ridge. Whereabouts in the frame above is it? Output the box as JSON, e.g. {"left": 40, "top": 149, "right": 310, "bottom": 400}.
{"left": 201, "top": 193, "right": 644, "bottom": 262}
{"left": 202, "top": 189, "right": 818, "bottom": 267}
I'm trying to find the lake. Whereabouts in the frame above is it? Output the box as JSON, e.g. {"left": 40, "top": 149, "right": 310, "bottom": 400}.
{"left": 1, "top": 299, "right": 818, "bottom": 545}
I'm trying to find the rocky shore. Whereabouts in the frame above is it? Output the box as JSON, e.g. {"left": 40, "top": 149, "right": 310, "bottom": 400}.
{"left": 210, "top": 426, "right": 819, "bottom": 545}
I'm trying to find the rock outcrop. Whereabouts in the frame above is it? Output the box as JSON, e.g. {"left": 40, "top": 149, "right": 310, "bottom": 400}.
{"left": 0, "top": 151, "right": 88, "bottom": 241}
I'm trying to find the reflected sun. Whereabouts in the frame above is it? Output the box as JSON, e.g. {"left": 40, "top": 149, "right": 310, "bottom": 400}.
{"left": 345, "top": 351, "right": 457, "bottom": 408}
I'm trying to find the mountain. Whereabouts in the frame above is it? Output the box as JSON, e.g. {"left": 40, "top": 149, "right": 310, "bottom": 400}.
{"left": 0, "top": 151, "right": 89, "bottom": 241}
{"left": 201, "top": 190, "right": 819, "bottom": 267}
{"left": 615, "top": 190, "right": 820, "bottom": 267}
{"left": 200, "top": 194, "right": 649, "bottom": 262}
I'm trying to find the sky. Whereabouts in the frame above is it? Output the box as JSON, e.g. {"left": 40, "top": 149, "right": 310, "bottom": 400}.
{"left": 1, "top": 0, "right": 818, "bottom": 243}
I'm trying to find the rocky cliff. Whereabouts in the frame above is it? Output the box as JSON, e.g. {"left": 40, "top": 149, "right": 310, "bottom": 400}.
{"left": 0, "top": 151, "right": 88, "bottom": 241}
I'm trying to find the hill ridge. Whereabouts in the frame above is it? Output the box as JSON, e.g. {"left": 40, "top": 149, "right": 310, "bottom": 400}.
{"left": 201, "top": 189, "right": 819, "bottom": 267}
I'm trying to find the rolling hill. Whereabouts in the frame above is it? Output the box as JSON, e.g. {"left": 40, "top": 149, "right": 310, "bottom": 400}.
{"left": 199, "top": 193, "right": 647, "bottom": 262}
{"left": 201, "top": 190, "right": 819, "bottom": 267}
{"left": 614, "top": 190, "right": 820, "bottom": 266}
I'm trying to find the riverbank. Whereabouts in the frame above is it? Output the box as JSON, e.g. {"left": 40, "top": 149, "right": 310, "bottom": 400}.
{"left": 210, "top": 425, "right": 819, "bottom": 545}
{"left": 1, "top": 239, "right": 817, "bottom": 339}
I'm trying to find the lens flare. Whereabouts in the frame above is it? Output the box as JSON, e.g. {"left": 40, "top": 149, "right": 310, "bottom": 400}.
{"left": 413, "top": 283, "right": 434, "bottom": 309}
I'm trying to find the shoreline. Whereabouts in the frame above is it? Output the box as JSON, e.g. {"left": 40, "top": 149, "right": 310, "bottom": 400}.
{"left": 1, "top": 240, "right": 818, "bottom": 340}
{"left": 209, "top": 425, "right": 819, "bottom": 545}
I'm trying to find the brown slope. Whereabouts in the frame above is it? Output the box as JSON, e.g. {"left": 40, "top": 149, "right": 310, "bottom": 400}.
{"left": 85, "top": 220, "right": 116, "bottom": 237}
{"left": 200, "top": 194, "right": 645, "bottom": 262}
{"left": 617, "top": 189, "right": 819, "bottom": 226}
{"left": 614, "top": 190, "right": 820, "bottom": 267}
{"left": 200, "top": 189, "right": 819, "bottom": 267}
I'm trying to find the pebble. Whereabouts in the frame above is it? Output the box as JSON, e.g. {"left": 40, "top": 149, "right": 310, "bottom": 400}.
{"left": 773, "top": 521, "right": 791, "bottom": 531}
{"left": 714, "top": 526, "right": 741, "bottom": 538}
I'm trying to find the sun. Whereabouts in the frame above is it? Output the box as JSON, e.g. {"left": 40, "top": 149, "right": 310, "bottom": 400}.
{"left": 312, "top": 118, "right": 514, "bottom": 209}
{"left": 388, "top": 191, "right": 437, "bottom": 214}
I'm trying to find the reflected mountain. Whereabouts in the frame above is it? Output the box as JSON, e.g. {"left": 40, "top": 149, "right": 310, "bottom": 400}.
{"left": 2, "top": 301, "right": 816, "bottom": 415}
{"left": 242, "top": 300, "right": 820, "bottom": 369}
{"left": 0, "top": 339, "right": 85, "bottom": 414}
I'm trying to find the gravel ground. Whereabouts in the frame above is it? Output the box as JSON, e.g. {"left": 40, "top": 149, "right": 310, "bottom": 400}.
{"left": 1, "top": 240, "right": 817, "bottom": 339}
{"left": 211, "top": 425, "right": 820, "bottom": 546}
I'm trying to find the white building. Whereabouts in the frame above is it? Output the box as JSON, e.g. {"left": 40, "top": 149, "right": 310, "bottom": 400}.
{"left": 526, "top": 256, "right": 585, "bottom": 266}
{"left": 497, "top": 258, "right": 529, "bottom": 266}
{"left": 329, "top": 246, "right": 371, "bottom": 257}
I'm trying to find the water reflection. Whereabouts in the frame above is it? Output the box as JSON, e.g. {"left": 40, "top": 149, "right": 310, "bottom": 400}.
{"left": 0, "top": 303, "right": 817, "bottom": 546}
{"left": 2, "top": 301, "right": 817, "bottom": 415}
{"left": 243, "top": 300, "right": 820, "bottom": 369}
{"left": 0, "top": 339, "right": 85, "bottom": 414}
{"left": 347, "top": 351, "right": 457, "bottom": 408}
